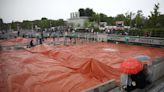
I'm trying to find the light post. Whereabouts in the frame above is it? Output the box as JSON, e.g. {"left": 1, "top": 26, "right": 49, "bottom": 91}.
{"left": 17, "top": 23, "right": 19, "bottom": 31}
{"left": 31, "top": 22, "right": 33, "bottom": 31}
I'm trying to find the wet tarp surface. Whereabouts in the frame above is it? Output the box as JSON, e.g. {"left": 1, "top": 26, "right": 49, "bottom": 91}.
{"left": 0, "top": 43, "right": 164, "bottom": 92}
{"left": 0, "top": 37, "right": 30, "bottom": 46}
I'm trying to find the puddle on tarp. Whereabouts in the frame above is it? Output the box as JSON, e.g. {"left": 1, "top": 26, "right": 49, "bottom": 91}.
{"left": 103, "top": 48, "right": 118, "bottom": 52}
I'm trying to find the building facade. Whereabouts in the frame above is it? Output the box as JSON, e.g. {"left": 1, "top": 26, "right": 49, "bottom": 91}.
{"left": 67, "top": 12, "right": 89, "bottom": 29}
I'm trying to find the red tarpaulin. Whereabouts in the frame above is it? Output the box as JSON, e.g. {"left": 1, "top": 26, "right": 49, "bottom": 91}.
{"left": 0, "top": 42, "right": 164, "bottom": 92}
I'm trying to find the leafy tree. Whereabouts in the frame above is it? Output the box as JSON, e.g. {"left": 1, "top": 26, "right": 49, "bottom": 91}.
{"left": 84, "top": 20, "right": 93, "bottom": 28}
{"left": 0, "top": 18, "right": 3, "bottom": 30}
{"left": 147, "top": 3, "right": 160, "bottom": 28}
{"left": 85, "top": 8, "right": 95, "bottom": 17}
{"left": 42, "top": 20, "right": 49, "bottom": 28}
{"left": 3, "top": 23, "right": 10, "bottom": 30}
{"left": 106, "top": 16, "right": 115, "bottom": 25}
{"left": 115, "top": 14, "right": 126, "bottom": 21}
{"left": 50, "top": 20, "right": 57, "bottom": 27}
{"left": 114, "top": 14, "right": 126, "bottom": 26}
{"left": 135, "top": 10, "right": 144, "bottom": 28}
{"left": 157, "top": 14, "right": 164, "bottom": 27}
{"left": 56, "top": 19, "right": 65, "bottom": 26}
{"left": 89, "top": 13, "right": 100, "bottom": 24}
{"left": 124, "top": 12, "right": 135, "bottom": 26}
{"left": 99, "top": 13, "right": 108, "bottom": 22}
{"left": 78, "top": 8, "right": 95, "bottom": 17}
{"left": 79, "top": 8, "right": 85, "bottom": 16}
{"left": 35, "top": 17, "right": 51, "bottom": 29}
{"left": 41, "top": 17, "right": 48, "bottom": 20}
{"left": 21, "top": 20, "right": 33, "bottom": 29}
{"left": 11, "top": 21, "right": 20, "bottom": 31}
{"left": 0, "top": 19, "right": 10, "bottom": 30}
{"left": 33, "top": 20, "right": 41, "bottom": 29}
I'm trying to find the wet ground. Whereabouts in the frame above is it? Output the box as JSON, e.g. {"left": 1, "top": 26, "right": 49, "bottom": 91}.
{"left": 0, "top": 39, "right": 164, "bottom": 92}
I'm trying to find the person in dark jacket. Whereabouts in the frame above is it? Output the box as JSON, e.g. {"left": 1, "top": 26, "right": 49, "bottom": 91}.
{"left": 131, "top": 70, "right": 147, "bottom": 89}
{"left": 30, "top": 39, "right": 34, "bottom": 47}
{"left": 39, "top": 38, "right": 42, "bottom": 44}
{"left": 17, "top": 31, "right": 20, "bottom": 37}
{"left": 121, "top": 68, "right": 149, "bottom": 92}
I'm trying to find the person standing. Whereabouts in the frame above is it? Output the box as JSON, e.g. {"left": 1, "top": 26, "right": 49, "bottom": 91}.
{"left": 29, "top": 39, "right": 34, "bottom": 47}
{"left": 120, "top": 59, "right": 144, "bottom": 92}
{"left": 120, "top": 73, "right": 136, "bottom": 92}
{"left": 17, "top": 31, "right": 20, "bottom": 37}
{"left": 39, "top": 38, "right": 42, "bottom": 44}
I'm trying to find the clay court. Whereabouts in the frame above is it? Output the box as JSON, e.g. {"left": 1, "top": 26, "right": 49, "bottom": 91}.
{"left": 0, "top": 38, "right": 164, "bottom": 92}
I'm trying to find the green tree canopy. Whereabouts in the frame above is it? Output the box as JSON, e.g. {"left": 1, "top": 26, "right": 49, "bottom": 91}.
{"left": 135, "top": 10, "right": 145, "bottom": 28}
{"left": 147, "top": 3, "right": 160, "bottom": 28}
{"left": 78, "top": 8, "right": 95, "bottom": 17}
{"left": 99, "top": 13, "right": 108, "bottom": 22}
{"left": 115, "top": 14, "right": 126, "bottom": 21}
{"left": 0, "top": 18, "right": 3, "bottom": 30}
{"left": 79, "top": 8, "right": 85, "bottom": 16}
{"left": 21, "top": 20, "right": 33, "bottom": 29}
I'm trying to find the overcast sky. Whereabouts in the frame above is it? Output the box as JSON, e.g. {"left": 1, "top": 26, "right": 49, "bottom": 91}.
{"left": 0, "top": 0, "right": 164, "bottom": 23}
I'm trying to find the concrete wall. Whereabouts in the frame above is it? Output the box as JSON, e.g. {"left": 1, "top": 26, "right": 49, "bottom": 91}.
{"left": 150, "top": 57, "right": 164, "bottom": 82}
{"left": 82, "top": 79, "right": 116, "bottom": 92}
{"left": 108, "top": 35, "right": 164, "bottom": 45}
{"left": 67, "top": 17, "right": 89, "bottom": 29}
{"left": 97, "top": 34, "right": 108, "bottom": 42}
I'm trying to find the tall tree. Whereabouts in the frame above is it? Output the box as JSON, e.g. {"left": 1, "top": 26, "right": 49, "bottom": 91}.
{"left": 78, "top": 8, "right": 95, "bottom": 17}
{"left": 41, "top": 17, "right": 48, "bottom": 20}
{"left": 21, "top": 20, "right": 33, "bottom": 29}
{"left": 99, "top": 13, "right": 108, "bottom": 22}
{"left": 157, "top": 14, "right": 164, "bottom": 27}
{"left": 148, "top": 3, "right": 160, "bottom": 28}
{"left": 56, "top": 19, "right": 65, "bottom": 26}
{"left": 115, "top": 14, "right": 126, "bottom": 21}
{"left": 135, "top": 10, "right": 144, "bottom": 28}
{"left": 0, "top": 18, "right": 3, "bottom": 24}
{"left": 84, "top": 20, "right": 93, "bottom": 28}
{"left": 106, "top": 16, "right": 115, "bottom": 25}
{"left": 40, "top": 17, "right": 49, "bottom": 29}
{"left": 85, "top": 8, "right": 95, "bottom": 17}
{"left": 11, "top": 21, "right": 20, "bottom": 31}
{"left": 0, "top": 18, "right": 3, "bottom": 30}
{"left": 79, "top": 8, "right": 85, "bottom": 16}
{"left": 124, "top": 12, "right": 135, "bottom": 26}
{"left": 89, "top": 13, "right": 100, "bottom": 24}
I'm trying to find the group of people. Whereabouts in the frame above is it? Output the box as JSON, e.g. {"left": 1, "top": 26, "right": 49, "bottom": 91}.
{"left": 121, "top": 67, "right": 150, "bottom": 92}
{"left": 120, "top": 58, "right": 151, "bottom": 92}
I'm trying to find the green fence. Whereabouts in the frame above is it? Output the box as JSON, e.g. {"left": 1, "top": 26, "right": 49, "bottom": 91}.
{"left": 128, "top": 28, "right": 164, "bottom": 37}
